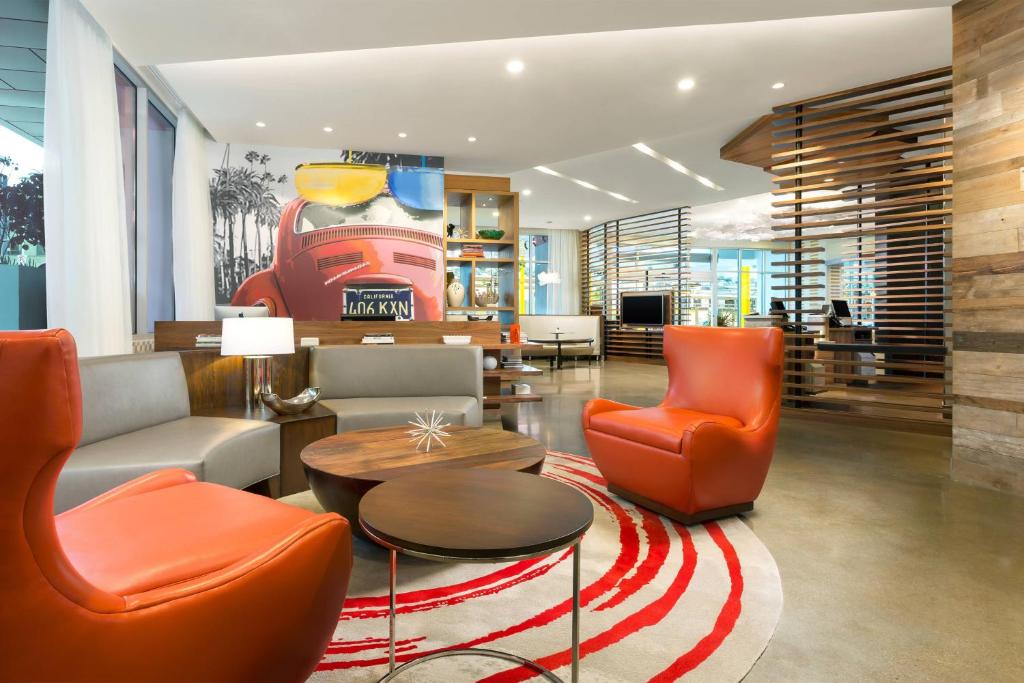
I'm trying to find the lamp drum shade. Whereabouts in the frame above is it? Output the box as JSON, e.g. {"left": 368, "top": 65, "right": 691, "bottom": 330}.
{"left": 221, "top": 317, "right": 296, "bottom": 356}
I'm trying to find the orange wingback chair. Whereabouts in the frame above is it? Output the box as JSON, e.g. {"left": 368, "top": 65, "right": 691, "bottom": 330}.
{"left": 0, "top": 329, "right": 352, "bottom": 682}
{"left": 583, "top": 325, "right": 783, "bottom": 524}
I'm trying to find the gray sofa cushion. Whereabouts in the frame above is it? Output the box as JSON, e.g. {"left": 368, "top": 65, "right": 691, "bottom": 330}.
{"left": 78, "top": 352, "right": 191, "bottom": 447}
{"left": 321, "top": 396, "right": 482, "bottom": 432}
{"left": 310, "top": 344, "right": 483, "bottom": 401}
{"left": 55, "top": 417, "right": 280, "bottom": 513}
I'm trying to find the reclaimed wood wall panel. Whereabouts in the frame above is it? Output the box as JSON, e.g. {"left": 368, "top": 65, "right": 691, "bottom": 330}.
{"left": 770, "top": 67, "right": 953, "bottom": 433}
{"left": 952, "top": 0, "right": 1024, "bottom": 495}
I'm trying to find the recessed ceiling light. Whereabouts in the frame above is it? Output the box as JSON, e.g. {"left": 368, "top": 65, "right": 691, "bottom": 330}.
{"left": 677, "top": 77, "right": 696, "bottom": 91}
{"left": 467, "top": 136, "right": 477, "bottom": 142}
{"left": 255, "top": 121, "right": 266, "bottom": 128}
{"left": 491, "top": 211, "right": 500, "bottom": 217}
{"left": 772, "top": 82, "right": 786, "bottom": 89}
{"left": 398, "top": 132, "right": 408, "bottom": 138}
{"left": 584, "top": 215, "right": 592, "bottom": 221}
{"left": 522, "top": 189, "right": 532, "bottom": 196}
{"left": 533, "top": 165, "right": 637, "bottom": 203}
{"left": 323, "top": 126, "right": 333, "bottom": 133}
{"left": 825, "top": 177, "right": 835, "bottom": 182}
{"left": 632, "top": 142, "right": 725, "bottom": 191}
{"left": 506, "top": 59, "right": 525, "bottom": 74}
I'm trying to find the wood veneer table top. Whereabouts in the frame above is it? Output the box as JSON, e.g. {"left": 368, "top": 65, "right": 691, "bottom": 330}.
{"left": 359, "top": 469, "right": 593, "bottom": 560}
{"left": 300, "top": 425, "right": 547, "bottom": 483}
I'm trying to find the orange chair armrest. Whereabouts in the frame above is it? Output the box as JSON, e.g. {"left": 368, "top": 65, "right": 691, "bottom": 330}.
{"left": 683, "top": 412, "right": 777, "bottom": 462}
{"left": 122, "top": 513, "right": 350, "bottom": 611}
{"left": 582, "top": 398, "right": 639, "bottom": 429}
{"left": 60, "top": 469, "right": 198, "bottom": 516}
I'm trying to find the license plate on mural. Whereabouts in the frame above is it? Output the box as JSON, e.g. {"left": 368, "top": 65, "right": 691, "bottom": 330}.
{"left": 342, "top": 286, "right": 414, "bottom": 320}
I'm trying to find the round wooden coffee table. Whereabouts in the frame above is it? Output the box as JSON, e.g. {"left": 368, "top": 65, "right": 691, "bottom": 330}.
{"left": 359, "top": 469, "right": 593, "bottom": 682}
{"left": 300, "top": 425, "right": 547, "bottom": 525}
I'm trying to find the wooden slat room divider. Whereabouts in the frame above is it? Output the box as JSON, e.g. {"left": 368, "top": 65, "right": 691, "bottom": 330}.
{"left": 770, "top": 66, "right": 952, "bottom": 433}
{"left": 581, "top": 208, "right": 692, "bottom": 362}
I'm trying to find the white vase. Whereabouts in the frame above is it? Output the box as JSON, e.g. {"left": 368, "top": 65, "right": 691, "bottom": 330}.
{"left": 446, "top": 279, "right": 466, "bottom": 307}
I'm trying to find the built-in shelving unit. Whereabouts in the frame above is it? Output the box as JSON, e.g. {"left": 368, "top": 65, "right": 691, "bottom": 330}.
{"left": 443, "top": 187, "right": 520, "bottom": 327}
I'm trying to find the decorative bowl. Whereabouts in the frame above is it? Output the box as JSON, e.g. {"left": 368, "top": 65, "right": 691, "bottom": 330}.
{"left": 261, "top": 387, "right": 321, "bottom": 415}
{"left": 477, "top": 229, "right": 505, "bottom": 240}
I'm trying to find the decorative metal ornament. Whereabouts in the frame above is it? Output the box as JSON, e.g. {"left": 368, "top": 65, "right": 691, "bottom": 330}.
{"left": 406, "top": 410, "right": 452, "bottom": 452}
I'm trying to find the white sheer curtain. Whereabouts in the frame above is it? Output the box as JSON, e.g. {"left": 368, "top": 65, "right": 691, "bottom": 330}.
{"left": 171, "top": 110, "right": 215, "bottom": 320}
{"left": 43, "top": 0, "right": 131, "bottom": 356}
{"left": 545, "top": 229, "right": 580, "bottom": 314}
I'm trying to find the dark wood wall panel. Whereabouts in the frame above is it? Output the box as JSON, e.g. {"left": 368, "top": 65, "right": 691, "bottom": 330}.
{"left": 770, "top": 67, "right": 953, "bottom": 433}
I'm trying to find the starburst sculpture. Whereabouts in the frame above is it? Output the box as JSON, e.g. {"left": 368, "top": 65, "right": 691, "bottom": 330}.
{"left": 407, "top": 410, "right": 451, "bottom": 452}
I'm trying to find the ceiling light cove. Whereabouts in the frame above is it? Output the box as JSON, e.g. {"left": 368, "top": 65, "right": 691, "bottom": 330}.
{"left": 506, "top": 59, "right": 525, "bottom": 74}
{"left": 677, "top": 77, "right": 696, "bottom": 91}
{"left": 632, "top": 142, "right": 724, "bottom": 191}
{"left": 533, "top": 166, "right": 638, "bottom": 203}
{"left": 772, "top": 82, "right": 786, "bottom": 89}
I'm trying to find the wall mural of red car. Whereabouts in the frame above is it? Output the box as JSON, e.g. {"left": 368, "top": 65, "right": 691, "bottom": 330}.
{"left": 223, "top": 156, "right": 445, "bottom": 321}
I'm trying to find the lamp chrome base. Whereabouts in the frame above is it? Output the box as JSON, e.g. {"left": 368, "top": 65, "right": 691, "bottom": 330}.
{"left": 244, "top": 356, "right": 273, "bottom": 411}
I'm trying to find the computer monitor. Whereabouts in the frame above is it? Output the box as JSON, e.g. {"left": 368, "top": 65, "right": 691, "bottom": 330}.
{"left": 769, "top": 300, "right": 786, "bottom": 313}
{"left": 214, "top": 305, "right": 270, "bottom": 320}
{"left": 831, "top": 299, "right": 852, "bottom": 319}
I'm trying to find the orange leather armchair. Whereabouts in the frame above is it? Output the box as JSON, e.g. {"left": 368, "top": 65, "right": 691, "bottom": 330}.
{"left": 0, "top": 330, "right": 352, "bottom": 682}
{"left": 582, "top": 325, "right": 783, "bottom": 524}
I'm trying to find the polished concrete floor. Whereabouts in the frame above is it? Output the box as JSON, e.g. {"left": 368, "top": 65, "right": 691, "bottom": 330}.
{"left": 509, "top": 360, "right": 1024, "bottom": 682}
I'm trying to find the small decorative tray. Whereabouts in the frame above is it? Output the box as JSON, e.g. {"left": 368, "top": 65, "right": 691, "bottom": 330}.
{"left": 442, "top": 335, "right": 472, "bottom": 345}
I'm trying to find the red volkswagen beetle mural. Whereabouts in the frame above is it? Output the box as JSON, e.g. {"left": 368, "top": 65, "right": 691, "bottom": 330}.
{"left": 230, "top": 161, "right": 444, "bottom": 320}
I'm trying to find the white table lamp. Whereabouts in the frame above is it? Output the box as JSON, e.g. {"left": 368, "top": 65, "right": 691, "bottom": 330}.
{"left": 221, "top": 317, "right": 295, "bottom": 410}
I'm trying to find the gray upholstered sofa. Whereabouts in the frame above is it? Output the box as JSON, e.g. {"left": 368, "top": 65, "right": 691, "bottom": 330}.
{"left": 54, "top": 352, "right": 280, "bottom": 513}
{"left": 310, "top": 344, "right": 484, "bottom": 432}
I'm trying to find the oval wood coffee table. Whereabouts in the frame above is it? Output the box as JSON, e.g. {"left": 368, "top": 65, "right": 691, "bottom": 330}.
{"left": 300, "top": 425, "right": 547, "bottom": 526}
{"left": 359, "top": 469, "right": 594, "bottom": 682}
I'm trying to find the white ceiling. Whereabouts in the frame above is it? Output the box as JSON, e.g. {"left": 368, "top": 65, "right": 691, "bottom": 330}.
{"left": 83, "top": 0, "right": 954, "bottom": 231}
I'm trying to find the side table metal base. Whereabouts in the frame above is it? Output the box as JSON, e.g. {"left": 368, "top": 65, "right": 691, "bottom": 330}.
{"left": 378, "top": 647, "right": 561, "bottom": 682}
{"left": 379, "top": 542, "right": 582, "bottom": 682}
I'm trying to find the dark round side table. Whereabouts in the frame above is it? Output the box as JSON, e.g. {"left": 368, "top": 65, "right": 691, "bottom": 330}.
{"left": 359, "top": 469, "right": 594, "bottom": 682}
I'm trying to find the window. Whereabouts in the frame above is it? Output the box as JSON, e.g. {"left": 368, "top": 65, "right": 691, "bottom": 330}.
{"left": 519, "top": 232, "right": 550, "bottom": 314}
{"left": 0, "top": 127, "right": 45, "bottom": 329}
{"left": 146, "top": 104, "right": 175, "bottom": 328}
{"left": 114, "top": 60, "right": 177, "bottom": 333}
{"left": 683, "top": 247, "right": 777, "bottom": 327}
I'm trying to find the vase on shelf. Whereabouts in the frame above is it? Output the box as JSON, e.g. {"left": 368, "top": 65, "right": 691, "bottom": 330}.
{"left": 446, "top": 277, "right": 466, "bottom": 308}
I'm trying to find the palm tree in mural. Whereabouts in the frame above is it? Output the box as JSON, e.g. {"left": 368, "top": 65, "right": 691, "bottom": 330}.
{"left": 209, "top": 148, "right": 288, "bottom": 298}
{"left": 209, "top": 168, "right": 241, "bottom": 295}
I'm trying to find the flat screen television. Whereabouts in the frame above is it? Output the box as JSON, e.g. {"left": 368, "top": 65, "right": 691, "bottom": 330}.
{"left": 621, "top": 292, "right": 671, "bottom": 327}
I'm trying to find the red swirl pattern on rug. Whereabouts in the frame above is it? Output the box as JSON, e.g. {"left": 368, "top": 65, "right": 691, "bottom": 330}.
{"left": 311, "top": 452, "right": 782, "bottom": 682}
